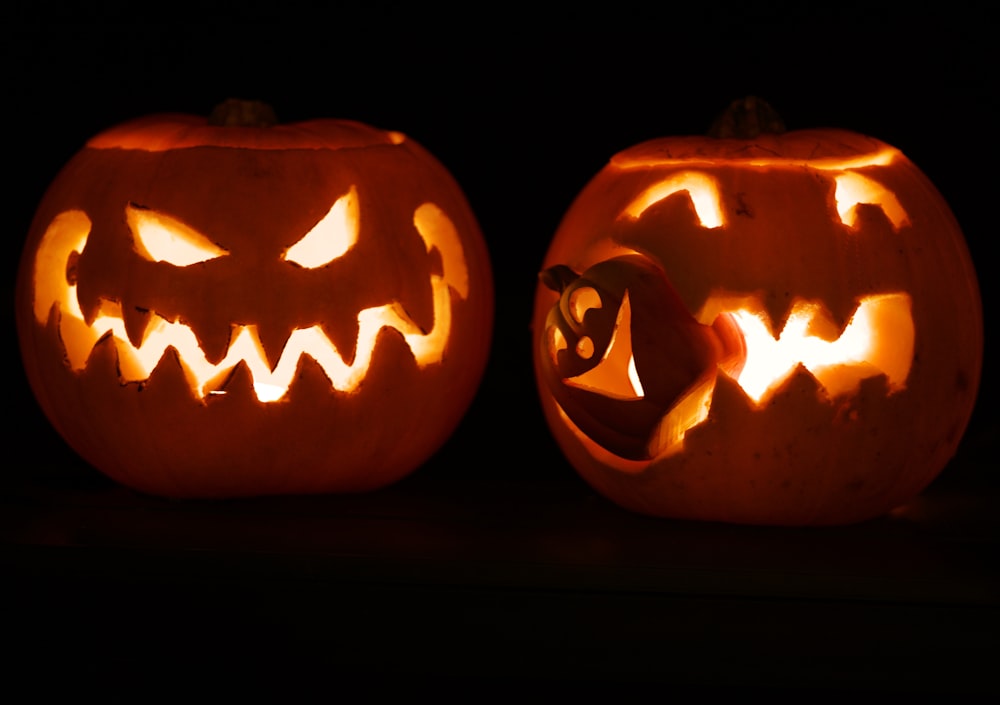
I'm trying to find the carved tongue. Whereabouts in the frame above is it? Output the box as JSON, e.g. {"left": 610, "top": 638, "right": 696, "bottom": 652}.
{"left": 540, "top": 254, "right": 748, "bottom": 461}
{"left": 619, "top": 255, "right": 743, "bottom": 411}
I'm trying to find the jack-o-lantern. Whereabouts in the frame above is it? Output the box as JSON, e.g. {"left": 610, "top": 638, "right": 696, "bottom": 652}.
{"left": 16, "top": 100, "right": 494, "bottom": 498}
{"left": 532, "top": 98, "right": 982, "bottom": 525}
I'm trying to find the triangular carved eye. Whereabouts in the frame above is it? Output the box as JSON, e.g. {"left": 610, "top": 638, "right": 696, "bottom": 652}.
{"left": 127, "top": 204, "right": 229, "bottom": 266}
{"left": 624, "top": 171, "right": 724, "bottom": 229}
{"left": 282, "top": 186, "right": 360, "bottom": 268}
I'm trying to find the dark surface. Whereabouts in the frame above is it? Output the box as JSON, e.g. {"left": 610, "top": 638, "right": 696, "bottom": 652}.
{"left": 3, "top": 440, "right": 998, "bottom": 698}
{"left": 4, "top": 9, "right": 997, "bottom": 700}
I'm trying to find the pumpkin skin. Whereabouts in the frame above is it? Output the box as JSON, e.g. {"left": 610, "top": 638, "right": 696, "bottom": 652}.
{"left": 532, "top": 126, "right": 982, "bottom": 526}
{"left": 16, "top": 108, "right": 493, "bottom": 498}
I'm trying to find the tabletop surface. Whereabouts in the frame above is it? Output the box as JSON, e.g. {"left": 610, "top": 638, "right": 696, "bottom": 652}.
{"left": 3, "top": 436, "right": 997, "bottom": 700}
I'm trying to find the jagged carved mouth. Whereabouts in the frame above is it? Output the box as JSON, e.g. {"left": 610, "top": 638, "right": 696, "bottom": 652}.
{"left": 31, "top": 189, "right": 468, "bottom": 403}
{"left": 547, "top": 286, "right": 914, "bottom": 458}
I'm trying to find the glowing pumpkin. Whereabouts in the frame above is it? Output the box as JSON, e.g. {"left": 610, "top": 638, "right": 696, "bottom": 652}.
{"left": 16, "top": 100, "right": 494, "bottom": 498}
{"left": 532, "top": 98, "right": 982, "bottom": 526}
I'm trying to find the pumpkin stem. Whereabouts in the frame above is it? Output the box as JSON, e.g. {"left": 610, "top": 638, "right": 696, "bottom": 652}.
{"left": 708, "top": 96, "right": 786, "bottom": 139}
{"left": 208, "top": 99, "right": 278, "bottom": 127}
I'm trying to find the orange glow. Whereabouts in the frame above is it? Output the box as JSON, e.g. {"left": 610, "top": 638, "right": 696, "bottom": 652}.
{"left": 127, "top": 205, "right": 230, "bottom": 265}
{"left": 561, "top": 290, "right": 644, "bottom": 400}
{"left": 618, "top": 155, "right": 911, "bottom": 232}
{"left": 648, "top": 373, "right": 715, "bottom": 457}
{"left": 614, "top": 147, "right": 899, "bottom": 172}
{"left": 282, "top": 186, "right": 360, "bottom": 268}
{"left": 32, "top": 197, "right": 468, "bottom": 403}
{"left": 724, "top": 294, "right": 914, "bottom": 403}
{"left": 624, "top": 171, "right": 724, "bottom": 228}
{"left": 544, "top": 284, "right": 914, "bottom": 456}
{"left": 568, "top": 285, "right": 603, "bottom": 326}
{"left": 834, "top": 172, "right": 910, "bottom": 231}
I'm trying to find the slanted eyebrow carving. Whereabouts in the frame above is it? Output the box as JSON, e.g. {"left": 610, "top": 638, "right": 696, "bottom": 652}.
{"left": 623, "top": 171, "right": 724, "bottom": 229}
{"left": 833, "top": 172, "right": 910, "bottom": 231}
{"left": 282, "top": 186, "right": 360, "bottom": 269}
{"left": 127, "top": 204, "right": 230, "bottom": 266}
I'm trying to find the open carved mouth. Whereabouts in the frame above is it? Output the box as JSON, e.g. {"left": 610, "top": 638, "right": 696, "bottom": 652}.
{"left": 547, "top": 282, "right": 914, "bottom": 459}
{"left": 32, "top": 187, "right": 469, "bottom": 403}
{"left": 540, "top": 151, "right": 917, "bottom": 461}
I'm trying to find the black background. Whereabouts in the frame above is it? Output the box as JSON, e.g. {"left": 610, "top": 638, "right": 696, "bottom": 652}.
{"left": 5, "top": 6, "right": 996, "bottom": 485}
{"left": 3, "top": 5, "right": 997, "bottom": 699}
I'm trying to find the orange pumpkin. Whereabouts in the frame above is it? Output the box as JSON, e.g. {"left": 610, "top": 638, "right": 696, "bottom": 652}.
{"left": 16, "top": 100, "right": 494, "bottom": 498}
{"left": 532, "top": 98, "right": 982, "bottom": 526}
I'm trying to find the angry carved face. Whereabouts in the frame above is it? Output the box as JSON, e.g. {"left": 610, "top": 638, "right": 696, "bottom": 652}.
{"left": 17, "top": 112, "right": 494, "bottom": 498}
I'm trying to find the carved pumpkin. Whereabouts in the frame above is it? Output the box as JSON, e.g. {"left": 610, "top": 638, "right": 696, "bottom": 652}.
{"left": 532, "top": 98, "right": 983, "bottom": 525}
{"left": 16, "top": 100, "right": 493, "bottom": 498}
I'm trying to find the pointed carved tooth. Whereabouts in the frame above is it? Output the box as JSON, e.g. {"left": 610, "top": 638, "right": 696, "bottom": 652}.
{"left": 141, "top": 347, "right": 202, "bottom": 403}
{"left": 75, "top": 282, "right": 104, "bottom": 327}
{"left": 122, "top": 305, "right": 152, "bottom": 349}
{"left": 196, "top": 324, "right": 234, "bottom": 367}
{"left": 257, "top": 323, "right": 297, "bottom": 371}
{"left": 766, "top": 299, "right": 848, "bottom": 343}
{"left": 209, "top": 360, "right": 258, "bottom": 404}
{"left": 775, "top": 363, "right": 827, "bottom": 401}
{"left": 824, "top": 300, "right": 857, "bottom": 338}
{"left": 79, "top": 331, "right": 122, "bottom": 384}
{"left": 762, "top": 299, "right": 793, "bottom": 340}
{"left": 797, "top": 299, "right": 858, "bottom": 342}
{"left": 283, "top": 354, "right": 333, "bottom": 404}
{"left": 802, "top": 307, "right": 843, "bottom": 342}
{"left": 319, "top": 319, "right": 360, "bottom": 368}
